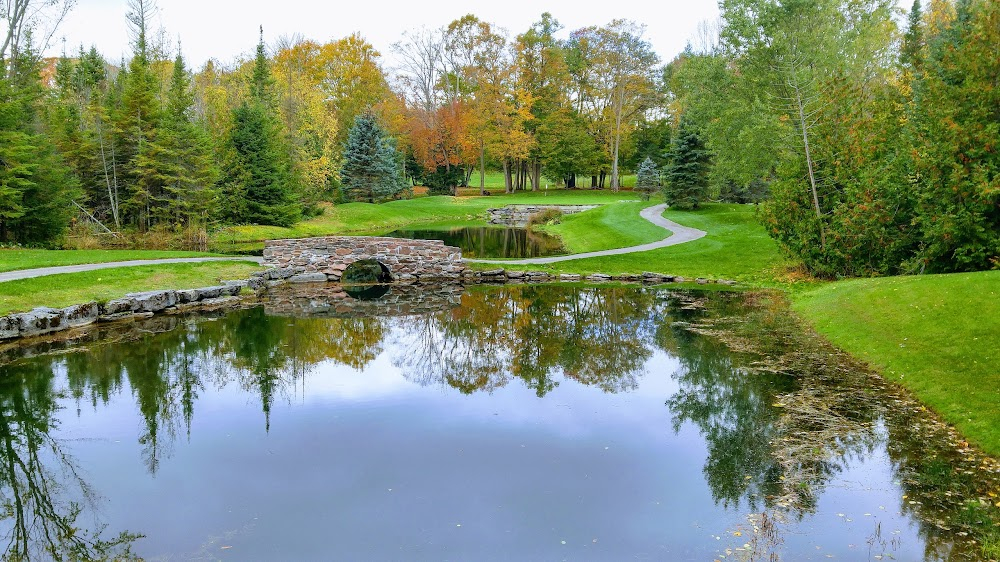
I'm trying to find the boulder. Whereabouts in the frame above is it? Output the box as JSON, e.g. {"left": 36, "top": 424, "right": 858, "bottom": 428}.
{"left": 506, "top": 271, "right": 526, "bottom": 279}
{"left": 102, "top": 297, "right": 138, "bottom": 316}
{"left": 176, "top": 289, "right": 201, "bottom": 303}
{"left": 0, "top": 315, "right": 20, "bottom": 339}
{"left": 63, "top": 302, "right": 99, "bottom": 328}
{"left": 586, "top": 273, "right": 613, "bottom": 282}
{"left": 17, "top": 308, "right": 66, "bottom": 337}
{"left": 288, "top": 273, "right": 328, "bottom": 284}
{"left": 127, "top": 290, "right": 178, "bottom": 313}
{"left": 196, "top": 286, "right": 225, "bottom": 300}
{"left": 560, "top": 274, "right": 582, "bottom": 282}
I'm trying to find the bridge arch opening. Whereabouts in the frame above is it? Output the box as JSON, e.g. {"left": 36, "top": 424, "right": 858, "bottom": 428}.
{"left": 342, "top": 259, "right": 393, "bottom": 285}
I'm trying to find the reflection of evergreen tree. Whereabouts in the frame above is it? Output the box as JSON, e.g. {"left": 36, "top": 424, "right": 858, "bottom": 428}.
{"left": 0, "top": 362, "right": 139, "bottom": 560}
{"left": 663, "top": 317, "right": 790, "bottom": 511}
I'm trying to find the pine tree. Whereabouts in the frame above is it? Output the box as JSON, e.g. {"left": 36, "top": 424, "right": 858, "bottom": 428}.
{"left": 118, "top": 0, "right": 163, "bottom": 231}
{"left": 340, "top": 112, "right": 407, "bottom": 203}
{"left": 634, "top": 157, "right": 660, "bottom": 200}
{"left": 219, "top": 29, "right": 300, "bottom": 226}
{"left": 662, "top": 120, "right": 711, "bottom": 210}
{"left": 0, "top": 38, "right": 79, "bottom": 245}
{"left": 148, "top": 49, "right": 217, "bottom": 231}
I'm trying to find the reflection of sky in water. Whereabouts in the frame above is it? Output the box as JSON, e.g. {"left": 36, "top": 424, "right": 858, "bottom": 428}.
{"left": 51, "top": 338, "right": 930, "bottom": 561}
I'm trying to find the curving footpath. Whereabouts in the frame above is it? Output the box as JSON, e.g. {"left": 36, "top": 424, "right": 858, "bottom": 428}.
{"left": 464, "top": 203, "right": 707, "bottom": 265}
{"left": 0, "top": 257, "right": 264, "bottom": 283}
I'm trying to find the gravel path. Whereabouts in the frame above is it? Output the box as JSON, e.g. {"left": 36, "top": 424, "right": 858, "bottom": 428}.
{"left": 464, "top": 204, "right": 706, "bottom": 265}
{"left": 0, "top": 257, "right": 264, "bottom": 283}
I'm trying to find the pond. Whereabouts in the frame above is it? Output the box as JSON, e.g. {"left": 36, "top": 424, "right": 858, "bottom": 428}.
{"left": 0, "top": 285, "right": 996, "bottom": 560}
{"left": 383, "top": 226, "right": 566, "bottom": 258}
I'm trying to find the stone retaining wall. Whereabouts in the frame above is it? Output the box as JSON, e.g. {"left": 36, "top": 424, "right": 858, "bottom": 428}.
{"left": 487, "top": 205, "right": 599, "bottom": 226}
{"left": 262, "top": 236, "right": 466, "bottom": 282}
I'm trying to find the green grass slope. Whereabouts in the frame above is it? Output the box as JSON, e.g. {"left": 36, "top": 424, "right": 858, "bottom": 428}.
{"left": 0, "top": 262, "right": 262, "bottom": 315}
{"left": 0, "top": 249, "right": 217, "bottom": 273}
{"left": 792, "top": 271, "right": 1000, "bottom": 455}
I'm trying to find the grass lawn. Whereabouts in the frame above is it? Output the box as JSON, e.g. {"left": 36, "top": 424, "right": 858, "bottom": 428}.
{"left": 541, "top": 202, "right": 667, "bottom": 253}
{"left": 0, "top": 249, "right": 219, "bottom": 273}
{"left": 477, "top": 204, "right": 790, "bottom": 282}
{"left": 458, "top": 171, "right": 637, "bottom": 192}
{"left": 0, "top": 261, "right": 262, "bottom": 315}
{"left": 211, "top": 189, "right": 643, "bottom": 250}
{"left": 792, "top": 271, "right": 1000, "bottom": 455}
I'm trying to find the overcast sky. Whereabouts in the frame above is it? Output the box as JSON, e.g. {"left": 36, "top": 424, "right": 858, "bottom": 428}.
{"left": 48, "top": 0, "right": 724, "bottom": 68}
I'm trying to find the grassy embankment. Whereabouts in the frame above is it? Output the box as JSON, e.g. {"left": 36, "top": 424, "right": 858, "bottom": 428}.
{"left": 0, "top": 249, "right": 219, "bottom": 273}
{"left": 0, "top": 261, "right": 262, "bottom": 316}
{"left": 792, "top": 271, "right": 1000, "bottom": 456}
{"left": 512, "top": 203, "right": 790, "bottom": 283}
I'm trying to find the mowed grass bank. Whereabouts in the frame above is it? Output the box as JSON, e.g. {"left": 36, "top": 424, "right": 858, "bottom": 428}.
{"left": 0, "top": 261, "right": 262, "bottom": 315}
{"left": 211, "top": 190, "right": 642, "bottom": 250}
{"left": 0, "top": 249, "right": 218, "bottom": 273}
{"left": 478, "top": 204, "right": 789, "bottom": 283}
{"left": 541, "top": 202, "right": 667, "bottom": 253}
{"left": 792, "top": 271, "right": 1000, "bottom": 455}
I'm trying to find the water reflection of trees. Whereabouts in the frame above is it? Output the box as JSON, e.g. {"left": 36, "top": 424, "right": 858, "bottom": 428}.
{"left": 666, "top": 291, "right": 1000, "bottom": 559}
{"left": 2, "top": 286, "right": 997, "bottom": 559}
{"left": 0, "top": 365, "right": 139, "bottom": 560}
{"left": 393, "top": 286, "right": 660, "bottom": 396}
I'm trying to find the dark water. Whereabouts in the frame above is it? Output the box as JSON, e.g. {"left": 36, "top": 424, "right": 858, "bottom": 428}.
{"left": 0, "top": 285, "right": 994, "bottom": 560}
{"left": 384, "top": 226, "right": 565, "bottom": 258}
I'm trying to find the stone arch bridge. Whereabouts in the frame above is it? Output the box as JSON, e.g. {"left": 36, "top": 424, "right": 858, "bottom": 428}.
{"left": 263, "top": 236, "right": 466, "bottom": 283}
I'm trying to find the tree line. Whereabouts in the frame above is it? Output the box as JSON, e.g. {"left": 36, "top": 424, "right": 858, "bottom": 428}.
{"left": 1, "top": 0, "right": 996, "bottom": 278}
{"left": 669, "top": 0, "right": 999, "bottom": 276}
{"left": 0, "top": 2, "right": 672, "bottom": 247}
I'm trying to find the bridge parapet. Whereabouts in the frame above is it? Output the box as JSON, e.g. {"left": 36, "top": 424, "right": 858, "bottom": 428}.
{"left": 262, "top": 236, "right": 466, "bottom": 282}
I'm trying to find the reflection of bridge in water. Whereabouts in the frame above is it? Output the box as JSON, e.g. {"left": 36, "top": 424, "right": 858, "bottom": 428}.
{"left": 264, "top": 283, "right": 465, "bottom": 318}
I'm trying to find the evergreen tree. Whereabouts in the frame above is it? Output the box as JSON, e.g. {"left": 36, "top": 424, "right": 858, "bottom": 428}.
{"left": 219, "top": 30, "right": 300, "bottom": 226}
{"left": 0, "top": 39, "right": 79, "bottom": 245}
{"left": 662, "top": 120, "right": 711, "bottom": 210}
{"left": 118, "top": 0, "right": 163, "bottom": 231}
{"left": 634, "top": 157, "right": 660, "bottom": 200}
{"left": 148, "top": 49, "right": 218, "bottom": 231}
{"left": 340, "top": 112, "right": 407, "bottom": 203}
{"left": 911, "top": 0, "right": 1000, "bottom": 272}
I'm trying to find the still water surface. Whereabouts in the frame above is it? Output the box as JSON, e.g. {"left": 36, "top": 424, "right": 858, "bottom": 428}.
{"left": 384, "top": 226, "right": 565, "bottom": 258}
{"left": 0, "top": 285, "right": 989, "bottom": 560}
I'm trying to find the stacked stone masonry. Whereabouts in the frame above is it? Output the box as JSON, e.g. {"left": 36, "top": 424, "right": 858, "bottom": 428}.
{"left": 262, "top": 236, "right": 466, "bottom": 282}
{"left": 487, "top": 205, "right": 599, "bottom": 226}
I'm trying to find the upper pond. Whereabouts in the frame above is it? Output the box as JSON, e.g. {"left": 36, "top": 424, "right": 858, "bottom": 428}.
{"left": 0, "top": 285, "right": 994, "bottom": 560}
{"left": 383, "top": 226, "right": 565, "bottom": 258}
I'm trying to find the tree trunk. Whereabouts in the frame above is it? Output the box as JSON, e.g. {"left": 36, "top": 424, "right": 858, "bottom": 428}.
{"left": 591, "top": 175, "right": 598, "bottom": 188}
{"left": 610, "top": 86, "right": 625, "bottom": 192}
{"left": 503, "top": 158, "right": 513, "bottom": 193}
{"left": 532, "top": 160, "right": 541, "bottom": 192}
{"left": 793, "top": 81, "right": 826, "bottom": 250}
{"left": 479, "top": 141, "right": 485, "bottom": 195}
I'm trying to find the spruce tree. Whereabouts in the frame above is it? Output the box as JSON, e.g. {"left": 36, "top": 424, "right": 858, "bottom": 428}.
{"left": 340, "top": 112, "right": 407, "bottom": 203}
{"left": 116, "top": 0, "right": 163, "bottom": 230}
{"left": 0, "top": 39, "right": 79, "bottom": 245}
{"left": 219, "top": 30, "right": 300, "bottom": 226}
{"left": 634, "top": 157, "right": 660, "bottom": 201}
{"left": 662, "top": 120, "right": 711, "bottom": 210}
{"left": 149, "top": 49, "right": 217, "bottom": 230}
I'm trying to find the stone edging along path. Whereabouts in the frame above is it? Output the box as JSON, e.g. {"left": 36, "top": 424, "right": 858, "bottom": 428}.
{"left": 464, "top": 204, "right": 707, "bottom": 265}
{"left": 0, "top": 257, "right": 264, "bottom": 283}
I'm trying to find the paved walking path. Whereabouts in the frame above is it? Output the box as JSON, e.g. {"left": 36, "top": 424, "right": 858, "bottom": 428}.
{"left": 464, "top": 204, "right": 706, "bottom": 265}
{"left": 0, "top": 257, "right": 264, "bottom": 283}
